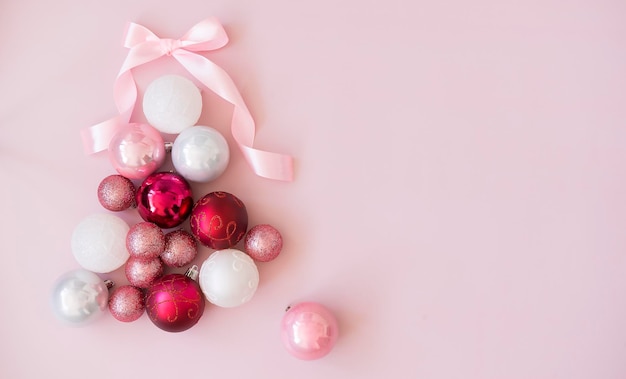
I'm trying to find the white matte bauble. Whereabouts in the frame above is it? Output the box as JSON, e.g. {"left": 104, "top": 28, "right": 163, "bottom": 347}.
{"left": 142, "top": 75, "right": 202, "bottom": 134}
{"left": 51, "top": 269, "right": 110, "bottom": 326}
{"left": 199, "top": 249, "right": 259, "bottom": 308}
{"left": 171, "top": 126, "right": 230, "bottom": 182}
{"left": 71, "top": 213, "right": 130, "bottom": 273}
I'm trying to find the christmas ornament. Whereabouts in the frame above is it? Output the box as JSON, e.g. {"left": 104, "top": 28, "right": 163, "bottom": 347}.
{"left": 281, "top": 302, "right": 339, "bottom": 360}
{"left": 244, "top": 224, "right": 283, "bottom": 262}
{"left": 108, "top": 123, "right": 166, "bottom": 180}
{"left": 136, "top": 172, "right": 193, "bottom": 229}
{"left": 97, "top": 174, "right": 136, "bottom": 211}
{"left": 161, "top": 230, "right": 197, "bottom": 268}
{"left": 171, "top": 126, "right": 230, "bottom": 182}
{"left": 142, "top": 75, "right": 202, "bottom": 134}
{"left": 198, "top": 249, "right": 259, "bottom": 308}
{"left": 51, "top": 269, "right": 112, "bottom": 326}
{"left": 145, "top": 266, "right": 205, "bottom": 332}
{"left": 126, "top": 222, "right": 165, "bottom": 260}
{"left": 125, "top": 256, "right": 164, "bottom": 288}
{"left": 71, "top": 213, "right": 130, "bottom": 273}
{"left": 190, "top": 191, "right": 248, "bottom": 249}
{"left": 108, "top": 285, "right": 145, "bottom": 322}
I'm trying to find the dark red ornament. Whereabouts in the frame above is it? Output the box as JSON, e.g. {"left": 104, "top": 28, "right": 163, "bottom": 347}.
{"left": 136, "top": 172, "right": 193, "bottom": 229}
{"left": 190, "top": 191, "right": 248, "bottom": 249}
{"left": 145, "top": 268, "right": 205, "bottom": 333}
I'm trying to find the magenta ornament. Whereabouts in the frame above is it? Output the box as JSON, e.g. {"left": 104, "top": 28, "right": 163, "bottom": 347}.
{"left": 108, "top": 123, "right": 166, "bottom": 180}
{"left": 145, "top": 267, "right": 205, "bottom": 333}
{"left": 281, "top": 302, "right": 339, "bottom": 360}
{"left": 136, "top": 172, "right": 193, "bottom": 229}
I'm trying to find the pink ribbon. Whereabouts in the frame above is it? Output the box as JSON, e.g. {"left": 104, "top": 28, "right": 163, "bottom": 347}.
{"left": 81, "top": 18, "right": 294, "bottom": 181}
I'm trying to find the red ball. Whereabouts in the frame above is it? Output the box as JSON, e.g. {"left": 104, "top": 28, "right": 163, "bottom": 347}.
{"left": 190, "top": 191, "right": 248, "bottom": 249}
{"left": 108, "top": 285, "right": 145, "bottom": 322}
{"left": 136, "top": 172, "right": 193, "bottom": 229}
{"left": 145, "top": 273, "right": 205, "bottom": 332}
{"left": 97, "top": 174, "right": 136, "bottom": 211}
{"left": 125, "top": 256, "right": 164, "bottom": 288}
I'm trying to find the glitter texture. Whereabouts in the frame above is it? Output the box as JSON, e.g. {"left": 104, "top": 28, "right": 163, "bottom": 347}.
{"left": 97, "top": 174, "right": 136, "bottom": 211}
{"left": 244, "top": 224, "right": 283, "bottom": 262}
{"left": 125, "top": 256, "right": 164, "bottom": 288}
{"left": 126, "top": 222, "right": 166, "bottom": 259}
{"left": 108, "top": 285, "right": 145, "bottom": 322}
{"left": 161, "top": 230, "right": 198, "bottom": 268}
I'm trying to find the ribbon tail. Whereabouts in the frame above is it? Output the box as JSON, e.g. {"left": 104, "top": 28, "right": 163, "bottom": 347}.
{"left": 80, "top": 114, "right": 127, "bottom": 154}
{"left": 174, "top": 51, "right": 294, "bottom": 181}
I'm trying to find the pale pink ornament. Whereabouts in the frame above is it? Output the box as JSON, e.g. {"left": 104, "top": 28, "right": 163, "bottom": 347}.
{"left": 281, "top": 302, "right": 339, "bottom": 360}
{"left": 108, "top": 123, "right": 166, "bottom": 180}
{"left": 125, "top": 256, "right": 164, "bottom": 288}
{"left": 244, "top": 224, "right": 283, "bottom": 262}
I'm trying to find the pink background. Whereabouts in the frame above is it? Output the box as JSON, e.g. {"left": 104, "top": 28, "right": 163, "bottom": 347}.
{"left": 1, "top": 1, "right": 625, "bottom": 378}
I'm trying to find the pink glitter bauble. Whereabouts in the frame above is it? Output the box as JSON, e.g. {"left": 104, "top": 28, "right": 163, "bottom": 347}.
{"left": 108, "top": 123, "right": 166, "bottom": 180}
{"left": 136, "top": 172, "right": 193, "bottom": 229}
{"left": 190, "top": 191, "right": 248, "bottom": 249}
{"left": 97, "top": 175, "right": 136, "bottom": 211}
{"left": 145, "top": 271, "right": 205, "bottom": 333}
{"left": 161, "top": 230, "right": 197, "bottom": 268}
{"left": 108, "top": 285, "right": 145, "bottom": 322}
{"left": 281, "top": 302, "right": 339, "bottom": 360}
{"left": 125, "top": 256, "right": 164, "bottom": 288}
{"left": 126, "top": 222, "right": 165, "bottom": 260}
{"left": 244, "top": 224, "right": 283, "bottom": 262}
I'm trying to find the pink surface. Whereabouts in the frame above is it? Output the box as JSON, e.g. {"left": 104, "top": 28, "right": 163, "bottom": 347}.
{"left": 1, "top": 1, "right": 625, "bottom": 378}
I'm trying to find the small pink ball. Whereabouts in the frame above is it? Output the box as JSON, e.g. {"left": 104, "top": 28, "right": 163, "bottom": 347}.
{"left": 244, "top": 224, "right": 283, "bottom": 262}
{"left": 108, "top": 285, "right": 145, "bottom": 322}
{"left": 125, "top": 256, "right": 164, "bottom": 288}
{"left": 281, "top": 302, "right": 339, "bottom": 360}
{"left": 108, "top": 123, "right": 166, "bottom": 180}
{"left": 97, "top": 175, "right": 136, "bottom": 211}
{"left": 161, "top": 230, "right": 198, "bottom": 268}
{"left": 126, "top": 222, "right": 165, "bottom": 260}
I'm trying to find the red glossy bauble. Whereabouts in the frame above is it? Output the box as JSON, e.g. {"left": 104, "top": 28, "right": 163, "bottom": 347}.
{"left": 136, "top": 172, "right": 193, "bottom": 229}
{"left": 145, "top": 272, "right": 205, "bottom": 332}
{"left": 190, "top": 191, "right": 248, "bottom": 249}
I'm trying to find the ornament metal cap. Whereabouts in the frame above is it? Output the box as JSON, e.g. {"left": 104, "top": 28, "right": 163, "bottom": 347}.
{"left": 104, "top": 279, "right": 114, "bottom": 289}
{"left": 164, "top": 141, "right": 174, "bottom": 153}
{"left": 185, "top": 265, "right": 199, "bottom": 281}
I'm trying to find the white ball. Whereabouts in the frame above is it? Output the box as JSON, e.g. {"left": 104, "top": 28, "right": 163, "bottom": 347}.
{"left": 142, "top": 75, "right": 202, "bottom": 134}
{"left": 171, "top": 126, "right": 230, "bottom": 182}
{"left": 199, "top": 249, "right": 259, "bottom": 308}
{"left": 71, "top": 213, "right": 130, "bottom": 273}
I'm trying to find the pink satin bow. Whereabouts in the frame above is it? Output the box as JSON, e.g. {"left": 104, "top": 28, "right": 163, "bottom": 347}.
{"left": 81, "top": 18, "right": 294, "bottom": 181}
